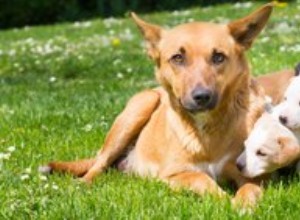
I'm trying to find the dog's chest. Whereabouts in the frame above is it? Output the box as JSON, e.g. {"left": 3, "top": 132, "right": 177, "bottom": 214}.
{"left": 192, "top": 154, "right": 231, "bottom": 180}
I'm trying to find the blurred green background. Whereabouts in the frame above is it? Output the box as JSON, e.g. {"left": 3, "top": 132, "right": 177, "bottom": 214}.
{"left": 0, "top": 0, "right": 278, "bottom": 29}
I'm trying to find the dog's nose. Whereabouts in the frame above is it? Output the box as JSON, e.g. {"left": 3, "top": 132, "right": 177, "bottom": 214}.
{"left": 192, "top": 88, "right": 212, "bottom": 107}
{"left": 236, "top": 152, "right": 246, "bottom": 172}
{"left": 279, "top": 115, "right": 288, "bottom": 125}
{"left": 236, "top": 161, "right": 245, "bottom": 172}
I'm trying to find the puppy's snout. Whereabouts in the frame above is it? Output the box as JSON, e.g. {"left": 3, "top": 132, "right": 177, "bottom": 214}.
{"left": 236, "top": 152, "right": 246, "bottom": 172}
{"left": 236, "top": 161, "right": 245, "bottom": 172}
{"left": 192, "top": 88, "right": 213, "bottom": 107}
{"left": 279, "top": 115, "right": 288, "bottom": 125}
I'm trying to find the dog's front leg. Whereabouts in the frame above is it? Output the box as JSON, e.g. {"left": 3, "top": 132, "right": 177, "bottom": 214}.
{"left": 224, "top": 163, "right": 263, "bottom": 208}
{"left": 82, "top": 90, "right": 160, "bottom": 183}
{"left": 233, "top": 182, "right": 263, "bottom": 209}
{"left": 165, "top": 171, "right": 226, "bottom": 197}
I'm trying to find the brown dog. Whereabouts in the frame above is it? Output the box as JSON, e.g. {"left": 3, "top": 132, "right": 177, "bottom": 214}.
{"left": 256, "top": 69, "right": 294, "bottom": 104}
{"left": 41, "top": 5, "right": 274, "bottom": 207}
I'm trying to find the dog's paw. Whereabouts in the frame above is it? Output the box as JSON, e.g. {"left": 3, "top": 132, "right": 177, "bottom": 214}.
{"left": 232, "top": 183, "right": 263, "bottom": 213}
{"left": 38, "top": 165, "right": 52, "bottom": 174}
{"left": 78, "top": 177, "right": 93, "bottom": 185}
{"left": 231, "top": 197, "right": 255, "bottom": 215}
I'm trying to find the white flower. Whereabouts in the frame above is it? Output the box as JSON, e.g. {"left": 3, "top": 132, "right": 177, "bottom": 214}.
{"left": 39, "top": 175, "right": 48, "bottom": 181}
{"left": 20, "top": 174, "right": 30, "bottom": 181}
{"left": 83, "top": 124, "right": 93, "bottom": 132}
{"left": 289, "top": 44, "right": 300, "bottom": 52}
{"left": 73, "top": 21, "right": 91, "bottom": 28}
{"left": 8, "top": 49, "right": 16, "bottom": 56}
{"left": 260, "top": 37, "right": 270, "bottom": 43}
{"left": 103, "top": 17, "right": 120, "bottom": 28}
{"left": 117, "top": 72, "right": 124, "bottom": 79}
{"left": 279, "top": 46, "right": 286, "bottom": 52}
{"left": 24, "top": 167, "right": 32, "bottom": 174}
{"left": 272, "top": 22, "right": 295, "bottom": 34}
{"left": 49, "top": 76, "right": 57, "bottom": 83}
{"left": 126, "top": 68, "right": 132, "bottom": 73}
{"left": 0, "top": 153, "right": 11, "bottom": 160}
{"left": 113, "top": 59, "right": 121, "bottom": 66}
{"left": 52, "top": 184, "right": 59, "bottom": 190}
{"left": 234, "top": 2, "right": 253, "bottom": 9}
{"left": 7, "top": 146, "right": 16, "bottom": 152}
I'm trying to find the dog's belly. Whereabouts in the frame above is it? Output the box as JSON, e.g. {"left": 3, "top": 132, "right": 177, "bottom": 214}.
{"left": 116, "top": 148, "right": 160, "bottom": 177}
{"left": 116, "top": 146, "right": 231, "bottom": 181}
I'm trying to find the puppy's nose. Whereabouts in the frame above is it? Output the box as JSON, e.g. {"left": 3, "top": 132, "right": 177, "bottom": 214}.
{"left": 192, "top": 88, "right": 212, "bottom": 107}
{"left": 279, "top": 115, "right": 288, "bottom": 125}
{"left": 236, "top": 161, "right": 245, "bottom": 172}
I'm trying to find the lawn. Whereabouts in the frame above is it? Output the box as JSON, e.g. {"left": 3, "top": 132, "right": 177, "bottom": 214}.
{"left": 1, "top": 1, "right": 300, "bottom": 219}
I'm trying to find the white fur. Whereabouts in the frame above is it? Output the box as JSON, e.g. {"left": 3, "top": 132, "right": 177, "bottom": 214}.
{"left": 238, "top": 76, "right": 300, "bottom": 178}
{"left": 238, "top": 113, "right": 299, "bottom": 178}
{"left": 272, "top": 76, "right": 300, "bottom": 133}
{"left": 125, "top": 148, "right": 160, "bottom": 177}
{"left": 38, "top": 165, "right": 52, "bottom": 174}
{"left": 192, "top": 153, "right": 231, "bottom": 180}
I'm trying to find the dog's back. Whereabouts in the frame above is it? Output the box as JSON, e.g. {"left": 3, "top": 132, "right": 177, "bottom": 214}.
{"left": 256, "top": 69, "right": 294, "bottom": 104}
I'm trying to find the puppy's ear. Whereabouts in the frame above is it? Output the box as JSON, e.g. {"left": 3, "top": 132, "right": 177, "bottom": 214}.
{"left": 277, "top": 137, "right": 290, "bottom": 150}
{"left": 276, "top": 137, "right": 300, "bottom": 165}
{"left": 295, "top": 63, "right": 300, "bottom": 76}
{"left": 228, "top": 4, "right": 273, "bottom": 49}
{"left": 131, "top": 12, "right": 163, "bottom": 60}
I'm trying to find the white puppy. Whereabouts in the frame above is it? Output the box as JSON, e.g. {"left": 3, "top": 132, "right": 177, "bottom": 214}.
{"left": 236, "top": 64, "right": 300, "bottom": 178}
{"left": 272, "top": 74, "right": 300, "bottom": 139}
{"left": 236, "top": 113, "right": 300, "bottom": 178}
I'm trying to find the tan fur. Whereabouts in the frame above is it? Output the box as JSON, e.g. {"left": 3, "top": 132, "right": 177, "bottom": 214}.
{"left": 43, "top": 4, "right": 274, "bottom": 208}
{"left": 256, "top": 70, "right": 294, "bottom": 104}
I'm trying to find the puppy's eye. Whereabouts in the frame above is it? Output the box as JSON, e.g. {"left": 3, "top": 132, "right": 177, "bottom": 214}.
{"left": 212, "top": 52, "right": 226, "bottom": 65}
{"left": 256, "top": 150, "right": 267, "bottom": 157}
{"left": 170, "top": 54, "right": 185, "bottom": 65}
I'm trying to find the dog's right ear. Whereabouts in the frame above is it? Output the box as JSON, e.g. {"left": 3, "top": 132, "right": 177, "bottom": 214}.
{"left": 275, "top": 136, "right": 300, "bottom": 165}
{"left": 228, "top": 4, "right": 273, "bottom": 50}
{"left": 295, "top": 63, "right": 300, "bottom": 76}
{"left": 131, "top": 12, "right": 163, "bottom": 60}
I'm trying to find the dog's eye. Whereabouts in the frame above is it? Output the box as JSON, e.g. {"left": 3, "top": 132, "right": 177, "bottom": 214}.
{"left": 212, "top": 52, "right": 226, "bottom": 65}
{"left": 170, "top": 54, "right": 185, "bottom": 65}
{"left": 256, "top": 150, "right": 267, "bottom": 157}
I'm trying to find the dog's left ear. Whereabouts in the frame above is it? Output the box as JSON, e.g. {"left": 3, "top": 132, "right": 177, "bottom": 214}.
{"left": 228, "top": 4, "right": 273, "bottom": 50}
{"left": 131, "top": 12, "right": 163, "bottom": 60}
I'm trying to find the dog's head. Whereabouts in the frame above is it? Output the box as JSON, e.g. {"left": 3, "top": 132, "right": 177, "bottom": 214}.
{"left": 131, "top": 4, "right": 273, "bottom": 114}
{"left": 236, "top": 113, "right": 300, "bottom": 178}
{"left": 273, "top": 69, "right": 300, "bottom": 130}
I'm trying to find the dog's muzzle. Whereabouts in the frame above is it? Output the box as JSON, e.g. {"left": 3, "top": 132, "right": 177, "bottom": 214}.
{"left": 181, "top": 88, "right": 218, "bottom": 113}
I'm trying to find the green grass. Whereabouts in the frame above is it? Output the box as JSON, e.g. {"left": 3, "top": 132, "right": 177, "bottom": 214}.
{"left": 1, "top": 1, "right": 300, "bottom": 219}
